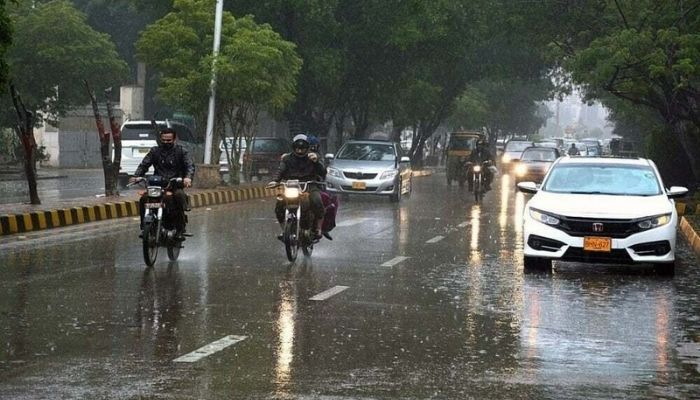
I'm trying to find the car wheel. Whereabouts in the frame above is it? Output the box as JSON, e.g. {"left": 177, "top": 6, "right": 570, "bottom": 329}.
{"left": 523, "top": 256, "right": 552, "bottom": 273}
{"left": 390, "top": 181, "right": 401, "bottom": 203}
{"left": 653, "top": 262, "right": 675, "bottom": 276}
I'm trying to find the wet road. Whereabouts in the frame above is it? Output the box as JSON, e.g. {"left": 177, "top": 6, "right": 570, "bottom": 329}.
{"left": 1, "top": 174, "right": 699, "bottom": 399}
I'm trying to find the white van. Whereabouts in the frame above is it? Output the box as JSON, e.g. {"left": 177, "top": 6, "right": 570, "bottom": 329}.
{"left": 117, "top": 120, "right": 203, "bottom": 185}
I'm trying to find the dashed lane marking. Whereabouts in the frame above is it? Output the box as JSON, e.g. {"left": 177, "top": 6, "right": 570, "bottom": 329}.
{"left": 426, "top": 235, "right": 445, "bottom": 244}
{"left": 381, "top": 256, "right": 410, "bottom": 267}
{"left": 457, "top": 221, "right": 471, "bottom": 228}
{"left": 173, "top": 335, "right": 248, "bottom": 363}
{"left": 336, "top": 218, "right": 368, "bottom": 227}
{"left": 309, "top": 286, "right": 350, "bottom": 301}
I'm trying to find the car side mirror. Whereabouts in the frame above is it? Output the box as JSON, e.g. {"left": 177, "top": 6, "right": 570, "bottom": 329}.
{"left": 517, "top": 181, "right": 539, "bottom": 194}
{"left": 400, "top": 156, "right": 410, "bottom": 163}
{"left": 325, "top": 153, "right": 334, "bottom": 160}
{"left": 667, "top": 186, "right": 688, "bottom": 199}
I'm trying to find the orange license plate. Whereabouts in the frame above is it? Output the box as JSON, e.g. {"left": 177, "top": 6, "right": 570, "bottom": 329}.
{"left": 352, "top": 181, "right": 366, "bottom": 190}
{"left": 584, "top": 236, "right": 612, "bottom": 252}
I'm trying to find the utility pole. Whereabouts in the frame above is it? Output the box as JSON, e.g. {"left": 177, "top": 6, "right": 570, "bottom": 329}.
{"left": 204, "top": 0, "right": 224, "bottom": 164}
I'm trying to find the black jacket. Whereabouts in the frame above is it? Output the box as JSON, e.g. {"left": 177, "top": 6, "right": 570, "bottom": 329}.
{"left": 272, "top": 153, "right": 326, "bottom": 182}
{"left": 134, "top": 144, "right": 195, "bottom": 181}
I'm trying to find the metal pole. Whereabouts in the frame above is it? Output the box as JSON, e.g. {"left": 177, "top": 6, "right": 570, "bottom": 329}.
{"left": 204, "top": 0, "right": 224, "bottom": 164}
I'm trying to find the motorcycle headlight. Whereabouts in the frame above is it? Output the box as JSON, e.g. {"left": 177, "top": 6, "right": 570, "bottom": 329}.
{"left": 637, "top": 213, "right": 671, "bottom": 230}
{"left": 328, "top": 167, "right": 341, "bottom": 178}
{"left": 284, "top": 187, "right": 300, "bottom": 199}
{"left": 380, "top": 169, "right": 399, "bottom": 179}
{"left": 147, "top": 187, "right": 163, "bottom": 197}
{"left": 529, "top": 208, "right": 560, "bottom": 226}
{"left": 473, "top": 165, "right": 482, "bottom": 173}
{"left": 515, "top": 164, "right": 527, "bottom": 176}
{"left": 502, "top": 154, "right": 511, "bottom": 163}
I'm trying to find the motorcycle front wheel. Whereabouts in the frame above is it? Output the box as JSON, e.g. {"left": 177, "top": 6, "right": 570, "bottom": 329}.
{"left": 474, "top": 175, "right": 482, "bottom": 203}
{"left": 284, "top": 219, "right": 299, "bottom": 262}
{"left": 167, "top": 237, "right": 181, "bottom": 261}
{"left": 142, "top": 221, "right": 159, "bottom": 267}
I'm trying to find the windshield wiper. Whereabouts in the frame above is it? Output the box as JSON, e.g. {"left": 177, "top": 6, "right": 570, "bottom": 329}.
{"left": 568, "top": 191, "right": 627, "bottom": 196}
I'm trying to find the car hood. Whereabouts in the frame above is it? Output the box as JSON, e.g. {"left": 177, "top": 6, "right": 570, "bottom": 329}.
{"left": 528, "top": 191, "right": 672, "bottom": 219}
{"left": 329, "top": 159, "right": 397, "bottom": 172}
{"left": 504, "top": 150, "right": 524, "bottom": 159}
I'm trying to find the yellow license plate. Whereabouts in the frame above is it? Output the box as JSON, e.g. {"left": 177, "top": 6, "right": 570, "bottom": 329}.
{"left": 584, "top": 236, "right": 612, "bottom": 252}
{"left": 352, "top": 181, "right": 366, "bottom": 190}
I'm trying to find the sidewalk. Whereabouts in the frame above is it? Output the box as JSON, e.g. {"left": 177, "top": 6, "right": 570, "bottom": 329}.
{"left": 0, "top": 169, "right": 434, "bottom": 236}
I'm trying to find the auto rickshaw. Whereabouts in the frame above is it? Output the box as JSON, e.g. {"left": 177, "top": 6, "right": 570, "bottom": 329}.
{"left": 445, "top": 131, "right": 484, "bottom": 186}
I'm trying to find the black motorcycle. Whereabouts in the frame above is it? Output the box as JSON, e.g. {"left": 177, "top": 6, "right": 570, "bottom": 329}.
{"left": 467, "top": 160, "right": 493, "bottom": 202}
{"left": 271, "top": 180, "right": 325, "bottom": 262}
{"left": 129, "top": 176, "right": 187, "bottom": 266}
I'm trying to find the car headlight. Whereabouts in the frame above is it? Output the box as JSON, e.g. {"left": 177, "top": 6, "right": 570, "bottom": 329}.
{"left": 529, "top": 208, "right": 560, "bottom": 225}
{"left": 473, "top": 165, "right": 482, "bottom": 173}
{"left": 380, "top": 169, "right": 399, "bottom": 179}
{"left": 147, "top": 187, "right": 163, "bottom": 197}
{"left": 637, "top": 213, "right": 671, "bottom": 230}
{"left": 515, "top": 164, "right": 527, "bottom": 176}
{"left": 502, "top": 154, "right": 511, "bottom": 163}
{"left": 284, "top": 187, "right": 300, "bottom": 199}
{"left": 328, "top": 167, "right": 341, "bottom": 178}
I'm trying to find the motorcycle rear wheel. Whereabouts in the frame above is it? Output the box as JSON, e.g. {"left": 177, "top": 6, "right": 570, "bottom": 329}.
{"left": 474, "top": 177, "right": 482, "bottom": 202}
{"left": 142, "top": 221, "right": 159, "bottom": 267}
{"left": 284, "top": 220, "right": 299, "bottom": 262}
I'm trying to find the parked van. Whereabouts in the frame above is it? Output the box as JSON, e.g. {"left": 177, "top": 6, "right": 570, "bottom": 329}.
{"left": 117, "top": 120, "right": 203, "bottom": 185}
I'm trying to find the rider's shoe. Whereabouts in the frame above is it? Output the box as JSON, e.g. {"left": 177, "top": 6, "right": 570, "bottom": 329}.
{"left": 138, "top": 231, "right": 144, "bottom": 239}
{"left": 312, "top": 229, "right": 322, "bottom": 241}
{"left": 277, "top": 233, "right": 284, "bottom": 242}
{"left": 322, "top": 232, "right": 333, "bottom": 240}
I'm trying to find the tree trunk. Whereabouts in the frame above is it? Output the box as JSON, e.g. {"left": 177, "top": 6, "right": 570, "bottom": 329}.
{"left": 105, "top": 88, "right": 121, "bottom": 196}
{"left": 674, "top": 121, "right": 700, "bottom": 186}
{"left": 85, "top": 81, "right": 114, "bottom": 196}
{"left": 10, "top": 84, "right": 40, "bottom": 205}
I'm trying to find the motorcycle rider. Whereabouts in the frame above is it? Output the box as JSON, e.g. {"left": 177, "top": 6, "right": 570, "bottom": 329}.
{"left": 130, "top": 127, "right": 194, "bottom": 238}
{"left": 468, "top": 139, "right": 494, "bottom": 191}
{"left": 568, "top": 143, "right": 581, "bottom": 156}
{"left": 268, "top": 134, "right": 327, "bottom": 240}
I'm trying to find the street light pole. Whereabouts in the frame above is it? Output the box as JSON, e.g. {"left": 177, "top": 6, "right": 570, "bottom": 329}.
{"left": 204, "top": 0, "right": 224, "bottom": 164}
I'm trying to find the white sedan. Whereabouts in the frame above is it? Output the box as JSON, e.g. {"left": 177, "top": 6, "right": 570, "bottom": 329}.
{"left": 517, "top": 157, "right": 687, "bottom": 274}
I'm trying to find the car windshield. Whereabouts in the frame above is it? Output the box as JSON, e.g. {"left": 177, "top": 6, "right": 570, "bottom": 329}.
{"left": 121, "top": 124, "right": 160, "bottom": 141}
{"left": 251, "top": 139, "right": 287, "bottom": 153}
{"left": 449, "top": 136, "right": 478, "bottom": 150}
{"left": 522, "top": 149, "right": 557, "bottom": 161}
{"left": 337, "top": 143, "right": 396, "bottom": 161}
{"left": 505, "top": 141, "right": 532, "bottom": 152}
{"left": 543, "top": 164, "right": 661, "bottom": 196}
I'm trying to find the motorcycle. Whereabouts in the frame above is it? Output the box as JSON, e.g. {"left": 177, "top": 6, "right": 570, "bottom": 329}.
{"left": 271, "top": 180, "right": 326, "bottom": 262}
{"left": 467, "top": 160, "right": 493, "bottom": 202}
{"left": 128, "top": 176, "right": 188, "bottom": 267}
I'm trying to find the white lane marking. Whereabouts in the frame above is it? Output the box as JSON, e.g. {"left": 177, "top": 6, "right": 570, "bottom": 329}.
{"left": 457, "top": 221, "right": 471, "bottom": 228}
{"left": 381, "top": 256, "right": 410, "bottom": 267}
{"left": 309, "top": 286, "right": 350, "bottom": 301}
{"left": 173, "top": 335, "right": 247, "bottom": 363}
{"left": 426, "top": 235, "right": 445, "bottom": 244}
{"left": 336, "top": 218, "right": 368, "bottom": 227}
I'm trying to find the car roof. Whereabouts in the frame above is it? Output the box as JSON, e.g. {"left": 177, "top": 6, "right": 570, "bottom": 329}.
{"left": 343, "top": 140, "right": 397, "bottom": 145}
{"left": 524, "top": 146, "right": 557, "bottom": 152}
{"left": 556, "top": 156, "right": 650, "bottom": 166}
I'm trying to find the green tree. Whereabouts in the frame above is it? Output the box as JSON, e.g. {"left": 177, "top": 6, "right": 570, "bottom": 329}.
{"left": 137, "top": 0, "right": 302, "bottom": 182}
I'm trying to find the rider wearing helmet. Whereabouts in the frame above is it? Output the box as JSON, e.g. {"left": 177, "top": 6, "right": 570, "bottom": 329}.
{"left": 307, "top": 134, "right": 320, "bottom": 153}
{"left": 469, "top": 139, "right": 494, "bottom": 190}
{"left": 269, "top": 134, "right": 327, "bottom": 240}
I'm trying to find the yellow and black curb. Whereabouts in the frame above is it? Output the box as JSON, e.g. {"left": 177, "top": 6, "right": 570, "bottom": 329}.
{"left": 680, "top": 216, "right": 700, "bottom": 261}
{"left": 0, "top": 185, "right": 276, "bottom": 237}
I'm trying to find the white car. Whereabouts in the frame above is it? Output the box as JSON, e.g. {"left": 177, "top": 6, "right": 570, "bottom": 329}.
{"left": 517, "top": 157, "right": 687, "bottom": 274}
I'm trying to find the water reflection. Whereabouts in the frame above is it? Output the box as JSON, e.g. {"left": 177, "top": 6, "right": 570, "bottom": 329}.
{"left": 520, "top": 278, "right": 674, "bottom": 386}
{"left": 134, "top": 264, "right": 183, "bottom": 360}
{"left": 274, "top": 275, "right": 297, "bottom": 399}
{"left": 499, "top": 174, "right": 511, "bottom": 230}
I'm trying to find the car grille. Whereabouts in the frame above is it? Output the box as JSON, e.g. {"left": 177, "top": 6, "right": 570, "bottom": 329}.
{"left": 343, "top": 172, "right": 377, "bottom": 180}
{"left": 341, "top": 185, "right": 378, "bottom": 192}
{"left": 556, "top": 216, "right": 640, "bottom": 238}
{"left": 562, "top": 247, "right": 633, "bottom": 264}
